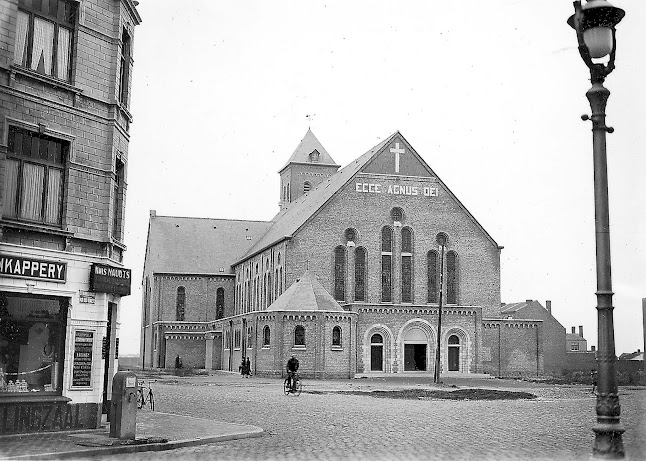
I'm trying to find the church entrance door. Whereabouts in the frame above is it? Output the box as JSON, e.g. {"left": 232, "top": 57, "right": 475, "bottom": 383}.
{"left": 448, "top": 335, "right": 460, "bottom": 371}
{"left": 404, "top": 344, "right": 427, "bottom": 371}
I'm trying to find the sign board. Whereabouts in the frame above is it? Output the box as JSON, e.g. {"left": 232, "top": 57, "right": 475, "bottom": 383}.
{"left": 0, "top": 254, "right": 66, "bottom": 282}
{"left": 90, "top": 263, "right": 131, "bottom": 296}
{"left": 72, "top": 331, "right": 93, "bottom": 388}
{"left": 354, "top": 182, "right": 440, "bottom": 198}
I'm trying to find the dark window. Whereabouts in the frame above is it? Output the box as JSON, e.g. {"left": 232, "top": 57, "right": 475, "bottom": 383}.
{"left": 448, "top": 335, "right": 460, "bottom": 345}
{"left": 334, "top": 246, "right": 345, "bottom": 301}
{"left": 112, "top": 158, "right": 125, "bottom": 240}
{"left": 5, "top": 126, "right": 66, "bottom": 225}
{"left": 354, "top": 247, "right": 366, "bottom": 302}
{"left": 294, "top": 325, "right": 305, "bottom": 346}
{"left": 119, "top": 29, "right": 131, "bottom": 106}
{"left": 263, "top": 326, "right": 270, "bottom": 346}
{"left": 371, "top": 333, "right": 383, "bottom": 344}
{"left": 247, "top": 326, "right": 253, "bottom": 348}
{"left": 303, "top": 181, "right": 311, "bottom": 193}
{"left": 427, "top": 251, "right": 438, "bottom": 303}
{"left": 216, "top": 287, "right": 224, "bottom": 319}
{"left": 381, "top": 227, "right": 393, "bottom": 302}
{"left": 332, "top": 326, "right": 341, "bottom": 346}
{"left": 234, "top": 329, "right": 240, "bottom": 348}
{"left": 310, "top": 150, "right": 320, "bottom": 162}
{"left": 446, "top": 251, "right": 457, "bottom": 304}
{"left": 345, "top": 228, "right": 356, "bottom": 242}
{"left": 401, "top": 227, "right": 412, "bottom": 303}
{"left": 14, "top": 0, "right": 76, "bottom": 81}
{"left": 176, "top": 287, "right": 185, "bottom": 321}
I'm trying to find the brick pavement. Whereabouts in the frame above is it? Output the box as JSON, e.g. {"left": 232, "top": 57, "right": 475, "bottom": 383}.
{"left": 96, "top": 372, "right": 646, "bottom": 461}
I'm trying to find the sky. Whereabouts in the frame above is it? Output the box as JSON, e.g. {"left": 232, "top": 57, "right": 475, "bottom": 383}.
{"left": 120, "top": 0, "right": 645, "bottom": 357}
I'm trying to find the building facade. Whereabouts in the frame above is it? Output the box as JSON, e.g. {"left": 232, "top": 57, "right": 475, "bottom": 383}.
{"left": 0, "top": 0, "right": 140, "bottom": 434}
{"left": 143, "top": 129, "right": 548, "bottom": 378}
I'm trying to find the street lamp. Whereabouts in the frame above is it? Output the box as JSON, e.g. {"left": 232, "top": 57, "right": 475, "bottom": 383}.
{"left": 433, "top": 232, "right": 447, "bottom": 384}
{"left": 567, "top": 1, "right": 625, "bottom": 458}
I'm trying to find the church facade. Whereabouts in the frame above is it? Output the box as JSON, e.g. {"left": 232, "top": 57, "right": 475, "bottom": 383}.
{"left": 142, "top": 130, "right": 544, "bottom": 378}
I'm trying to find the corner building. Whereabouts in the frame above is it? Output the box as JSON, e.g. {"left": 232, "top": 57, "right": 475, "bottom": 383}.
{"left": 0, "top": 0, "right": 140, "bottom": 434}
{"left": 144, "top": 129, "right": 544, "bottom": 378}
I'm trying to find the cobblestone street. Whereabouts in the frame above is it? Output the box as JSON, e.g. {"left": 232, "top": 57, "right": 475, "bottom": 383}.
{"left": 104, "top": 373, "right": 645, "bottom": 461}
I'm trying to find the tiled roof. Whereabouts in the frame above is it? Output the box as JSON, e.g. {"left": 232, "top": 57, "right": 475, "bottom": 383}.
{"left": 143, "top": 214, "right": 272, "bottom": 276}
{"left": 236, "top": 134, "right": 396, "bottom": 263}
{"left": 278, "top": 128, "right": 339, "bottom": 172}
{"left": 566, "top": 333, "right": 586, "bottom": 341}
{"left": 501, "top": 302, "right": 529, "bottom": 314}
{"left": 266, "top": 271, "right": 344, "bottom": 312}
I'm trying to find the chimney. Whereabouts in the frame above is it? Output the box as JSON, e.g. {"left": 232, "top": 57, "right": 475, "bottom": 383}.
{"left": 579, "top": 326, "right": 584, "bottom": 338}
{"left": 546, "top": 300, "right": 552, "bottom": 314}
{"left": 526, "top": 299, "right": 532, "bottom": 303}
{"left": 572, "top": 326, "right": 576, "bottom": 334}
{"left": 150, "top": 209, "right": 156, "bottom": 218}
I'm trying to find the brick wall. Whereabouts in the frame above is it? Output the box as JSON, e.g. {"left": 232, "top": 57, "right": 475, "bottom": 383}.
{"left": 482, "top": 320, "right": 544, "bottom": 377}
{"left": 165, "top": 338, "right": 205, "bottom": 369}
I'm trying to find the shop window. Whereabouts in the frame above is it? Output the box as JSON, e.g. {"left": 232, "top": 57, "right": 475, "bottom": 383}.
{"left": 0, "top": 294, "right": 67, "bottom": 395}
{"left": 5, "top": 126, "right": 67, "bottom": 226}
{"left": 334, "top": 246, "right": 345, "bottom": 301}
{"left": 294, "top": 325, "right": 305, "bottom": 347}
{"left": 216, "top": 287, "right": 224, "bottom": 319}
{"left": 381, "top": 227, "right": 393, "bottom": 302}
{"left": 176, "top": 287, "right": 185, "bottom": 321}
{"left": 14, "top": 0, "right": 77, "bottom": 81}
{"left": 354, "top": 247, "right": 366, "bottom": 302}
{"left": 263, "top": 326, "right": 270, "bottom": 347}
{"left": 446, "top": 251, "right": 458, "bottom": 304}
{"left": 332, "top": 326, "right": 342, "bottom": 347}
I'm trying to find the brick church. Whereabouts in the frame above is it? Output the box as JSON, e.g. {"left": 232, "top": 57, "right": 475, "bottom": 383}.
{"left": 141, "top": 130, "right": 546, "bottom": 378}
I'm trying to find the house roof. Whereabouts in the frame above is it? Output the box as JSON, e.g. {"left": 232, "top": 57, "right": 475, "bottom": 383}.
{"left": 501, "top": 302, "right": 532, "bottom": 314}
{"left": 266, "top": 270, "right": 345, "bottom": 312}
{"left": 566, "top": 333, "right": 586, "bottom": 341}
{"left": 143, "top": 213, "right": 272, "bottom": 277}
{"left": 278, "top": 128, "right": 339, "bottom": 172}
{"left": 618, "top": 351, "right": 643, "bottom": 361}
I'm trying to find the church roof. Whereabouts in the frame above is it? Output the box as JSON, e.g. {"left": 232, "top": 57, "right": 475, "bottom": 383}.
{"left": 236, "top": 134, "right": 395, "bottom": 264}
{"left": 143, "top": 213, "right": 272, "bottom": 276}
{"left": 266, "top": 271, "right": 345, "bottom": 312}
{"left": 278, "top": 128, "right": 339, "bottom": 172}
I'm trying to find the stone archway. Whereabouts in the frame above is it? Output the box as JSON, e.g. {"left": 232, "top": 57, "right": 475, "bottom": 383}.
{"left": 363, "top": 325, "right": 394, "bottom": 373}
{"left": 398, "top": 319, "right": 436, "bottom": 374}
{"left": 443, "top": 328, "right": 470, "bottom": 373}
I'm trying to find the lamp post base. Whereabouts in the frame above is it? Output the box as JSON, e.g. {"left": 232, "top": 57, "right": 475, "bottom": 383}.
{"left": 593, "top": 423, "right": 625, "bottom": 459}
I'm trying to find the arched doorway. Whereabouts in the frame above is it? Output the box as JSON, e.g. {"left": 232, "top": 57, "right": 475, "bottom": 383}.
{"left": 448, "top": 334, "right": 460, "bottom": 371}
{"left": 403, "top": 327, "right": 427, "bottom": 371}
{"left": 370, "top": 334, "right": 384, "bottom": 371}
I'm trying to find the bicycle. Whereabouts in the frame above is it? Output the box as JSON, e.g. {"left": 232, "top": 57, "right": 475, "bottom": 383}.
{"left": 137, "top": 379, "right": 155, "bottom": 410}
{"left": 283, "top": 373, "right": 302, "bottom": 396}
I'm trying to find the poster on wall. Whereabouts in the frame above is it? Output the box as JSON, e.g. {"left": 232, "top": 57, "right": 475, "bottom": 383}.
{"left": 72, "top": 330, "right": 93, "bottom": 388}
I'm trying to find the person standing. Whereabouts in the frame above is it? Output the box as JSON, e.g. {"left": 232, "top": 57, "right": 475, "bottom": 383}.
{"left": 245, "top": 357, "right": 251, "bottom": 377}
{"left": 286, "top": 355, "right": 299, "bottom": 389}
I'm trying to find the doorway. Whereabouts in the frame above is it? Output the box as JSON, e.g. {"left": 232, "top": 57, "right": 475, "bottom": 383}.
{"left": 102, "top": 302, "right": 117, "bottom": 416}
{"left": 404, "top": 344, "right": 427, "bottom": 371}
{"left": 448, "top": 334, "right": 460, "bottom": 371}
{"left": 370, "top": 334, "right": 383, "bottom": 371}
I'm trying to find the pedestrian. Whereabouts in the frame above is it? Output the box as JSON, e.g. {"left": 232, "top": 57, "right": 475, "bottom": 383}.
{"left": 175, "top": 355, "right": 182, "bottom": 369}
{"left": 591, "top": 369, "right": 597, "bottom": 394}
{"left": 245, "top": 357, "right": 251, "bottom": 377}
{"left": 239, "top": 357, "right": 246, "bottom": 376}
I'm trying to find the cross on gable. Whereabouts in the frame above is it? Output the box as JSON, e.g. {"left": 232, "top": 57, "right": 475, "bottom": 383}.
{"left": 390, "top": 142, "right": 405, "bottom": 173}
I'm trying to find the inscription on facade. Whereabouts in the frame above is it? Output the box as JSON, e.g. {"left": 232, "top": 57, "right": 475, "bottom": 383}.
{"left": 0, "top": 255, "right": 66, "bottom": 282}
{"left": 355, "top": 183, "right": 439, "bottom": 197}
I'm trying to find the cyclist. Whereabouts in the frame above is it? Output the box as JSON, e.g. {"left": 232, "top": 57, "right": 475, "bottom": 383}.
{"left": 286, "top": 354, "right": 299, "bottom": 390}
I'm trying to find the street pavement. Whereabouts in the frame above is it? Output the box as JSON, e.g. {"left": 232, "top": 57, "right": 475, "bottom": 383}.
{"left": 97, "top": 372, "right": 646, "bottom": 461}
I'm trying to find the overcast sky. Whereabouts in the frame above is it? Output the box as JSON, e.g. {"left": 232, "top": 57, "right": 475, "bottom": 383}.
{"left": 120, "top": 1, "right": 645, "bottom": 357}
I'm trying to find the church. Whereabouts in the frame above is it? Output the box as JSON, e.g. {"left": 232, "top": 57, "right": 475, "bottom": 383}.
{"left": 141, "top": 130, "right": 545, "bottom": 378}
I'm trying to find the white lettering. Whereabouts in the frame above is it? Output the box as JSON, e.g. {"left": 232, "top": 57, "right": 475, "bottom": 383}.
{"left": 56, "top": 264, "right": 64, "bottom": 279}
{"left": 39, "top": 262, "right": 47, "bottom": 278}
{"left": 355, "top": 183, "right": 361, "bottom": 192}
{"left": 48, "top": 264, "right": 55, "bottom": 279}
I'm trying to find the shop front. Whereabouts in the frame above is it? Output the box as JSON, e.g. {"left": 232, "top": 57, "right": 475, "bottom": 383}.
{"left": 0, "top": 249, "right": 131, "bottom": 435}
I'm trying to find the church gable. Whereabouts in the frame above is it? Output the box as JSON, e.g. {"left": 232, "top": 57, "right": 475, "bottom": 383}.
{"left": 361, "top": 135, "right": 433, "bottom": 177}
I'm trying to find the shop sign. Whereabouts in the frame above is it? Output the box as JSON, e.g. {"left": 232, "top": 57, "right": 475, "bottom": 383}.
{"left": 0, "top": 254, "right": 66, "bottom": 282}
{"left": 71, "top": 331, "right": 93, "bottom": 388}
{"left": 89, "top": 264, "right": 131, "bottom": 296}
{"left": 0, "top": 403, "right": 93, "bottom": 434}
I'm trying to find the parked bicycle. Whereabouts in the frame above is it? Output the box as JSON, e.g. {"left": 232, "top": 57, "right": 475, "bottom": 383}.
{"left": 137, "top": 379, "right": 155, "bottom": 410}
{"left": 283, "top": 373, "right": 302, "bottom": 396}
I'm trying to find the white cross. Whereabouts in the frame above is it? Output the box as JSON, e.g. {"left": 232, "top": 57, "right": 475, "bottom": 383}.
{"left": 390, "top": 142, "right": 405, "bottom": 173}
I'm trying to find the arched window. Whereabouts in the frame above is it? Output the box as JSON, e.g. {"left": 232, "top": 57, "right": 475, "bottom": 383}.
{"left": 448, "top": 334, "right": 460, "bottom": 371}
{"left": 446, "top": 251, "right": 458, "bottom": 304}
{"left": 287, "top": 183, "right": 291, "bottom": 202}
{"left": 370, "top": 333, "right": 384, "bottom": 371}
{"left": 427, "top": 250, "right": 438, "bottom": 303}
{"left": 401, "top": 227, "right": 413, "bottom": 303}
{"left": 381, "top": 227, "right": 393, "bottom": 302}
{"left": 303, "top": 181, "right": 311, "bottom": 193}
{"left": 294, "top": 325, "right": 305, "bottom": 346}
{"left": 345, "top": 228, "right": 356, "bottom": 244}
{"left": 334, "top": 246, "right": 346, "bottom": 301}
{"left": 176, "top": 286, "right": 185, "bottom": 321}
{"left": 332, "top": 326, "right": 342, "bottom": 346}
{"left": 354, "top": 247, "right": 366, "bottom": 301}
{"left": 263, "top": 325, "right": 271, "bottom": 346}
{"left": 216, "top": 287, "right": 224, "bottom": 319}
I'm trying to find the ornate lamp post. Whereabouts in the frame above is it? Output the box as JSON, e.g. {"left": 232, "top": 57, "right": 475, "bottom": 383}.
{"left": 433, "top": 232, "right": 447, "bottom": 384}
{"left": 567, "top": 1, "right": 625, "bottom": 457}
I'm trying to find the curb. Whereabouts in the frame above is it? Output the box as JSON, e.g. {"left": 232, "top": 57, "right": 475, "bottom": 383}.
{"left": 4, "top": 427, "right": 264, "bottom": 460}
